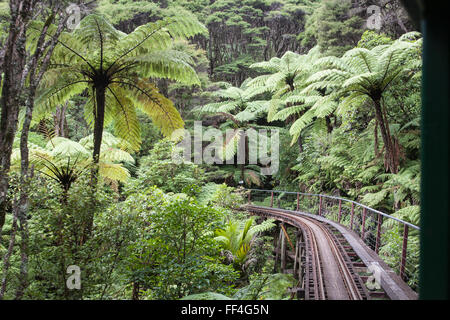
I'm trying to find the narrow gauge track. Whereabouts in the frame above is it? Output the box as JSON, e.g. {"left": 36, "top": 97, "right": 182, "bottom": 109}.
{"left": 246, "top": 205, "right": 367, "bottom": 300}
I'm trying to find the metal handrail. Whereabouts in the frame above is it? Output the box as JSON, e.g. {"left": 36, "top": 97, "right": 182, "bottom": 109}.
{"left": 246, "top": 188, "right": 420, "bottom": 286}
{"left": 246, "top": 189, "right": 420, "bottom": 230}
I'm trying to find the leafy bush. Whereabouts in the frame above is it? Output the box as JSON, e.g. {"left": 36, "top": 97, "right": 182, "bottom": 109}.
{"left": 124, "top": 187, "right": 239, "bottom": 300}
{"left": 135, "top": 139, "right": 205, "bottom": 194}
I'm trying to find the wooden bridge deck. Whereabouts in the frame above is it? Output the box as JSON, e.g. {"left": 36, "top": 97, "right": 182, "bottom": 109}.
{"left": 245, "top": 205, "right": 418, "bottom": 300}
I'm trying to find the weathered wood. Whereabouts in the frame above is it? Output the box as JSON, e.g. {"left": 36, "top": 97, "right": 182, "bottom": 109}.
{"left": 280, "top": 225, "right": 286, "bottom": 272}
{"left": 273, "top": 228, "right": 282, "bottom": 273}
{"left": 293, "top": 236, "right": 299, "bottom": 275}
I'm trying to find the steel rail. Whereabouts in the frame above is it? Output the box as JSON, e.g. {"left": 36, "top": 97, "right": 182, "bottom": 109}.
{"left": 302, "top": 220, "right": 326, "bottom": 299}
{"left": 249, "top": 205, "right": 365, "bottom": 300}
{"left": 246, "top": 189, "right": 420, "bottom": 231}
{"left": 306, "top": 216, "right": 362, "bottom": 300}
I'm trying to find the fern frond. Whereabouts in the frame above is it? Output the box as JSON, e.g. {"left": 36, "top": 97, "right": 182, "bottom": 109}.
{"left": 115, "top": 80, "right": 184, "bottom": 138}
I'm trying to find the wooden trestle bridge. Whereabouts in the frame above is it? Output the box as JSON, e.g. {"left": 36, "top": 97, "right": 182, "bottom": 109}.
{"left": 243, "top": 189, "right": 419, "bottom": 300}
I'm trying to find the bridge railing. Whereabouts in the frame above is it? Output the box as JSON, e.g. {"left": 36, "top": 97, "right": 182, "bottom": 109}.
{"left": 245, "top": 189, "right": 420, "bottom": 291}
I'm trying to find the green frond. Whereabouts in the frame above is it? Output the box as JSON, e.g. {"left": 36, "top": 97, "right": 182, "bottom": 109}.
{"left": 118, "top": 80, "right": 184, "bottom": 138}
{"left": 46, "top": 137, "right": 90, "bottom": 158}
{"left": 162, "top": 7, "right": 208, "bottom": 38}
{"left": 337, "top": 92, "right": 368, "bottom": 116}
{"left": 100, "top": 146, "right": 135, "bottom": 164}
{"left": 361, "top": 189, "right": 389, "bottom": 207}
{"left": 106, "top": 86, "right": 142, "bottom": 151}
{"left": 243, "top": 169, "right": 264, "bottom": 187}
{"left": 318, "top": 155, "right": 350, "bottom": 169}
{"left": 72, "top": 14, "right": 124, "bottom": 48}
{"left": 342, "top": 47, "right": 379, "bottom": 73}
{"left": 114, "top": 9, "right": 206, "bottom": 60}
{"left": 221, "top": 129, "right": 243, "bottom": 161}
{"left": 289, "top": 108, "right": 316, "bottom": 145}
{"left": 197, "top": 101, "right": 239, "bottom": 114}
{"left": 35, "top": 77, "right": 88, "bottom": 121}
{"left": 248, "top": 219, "right": 276, "bottom": 236}
{"left": 246, "top": 74, "right": 272, "bottom": 89}
{"left": 313, "top": 56, "right": 352, "bottom": 73}
{"left": 99, "top": 162, "right": 131, "bottom": 182}
{"left": 272, "top": 104, "right": 308, "bottom": 122}
{"left": 132, "top": 50, "right": 200, "bottom": 85}
{"left": 383, "top": 205, "right": 420, "bottom": 229}
{"left": 313, "top": 96, "right": 338, "bottom": 118}
{"left": 250, "top": 59, "right": 280, "bottom": 73}
{"left": 398, "top": 32, "right": 422, "bottom": 42}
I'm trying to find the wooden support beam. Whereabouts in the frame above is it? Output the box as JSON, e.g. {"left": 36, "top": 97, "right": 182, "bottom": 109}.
{"left": 280, "top": 224, "right": 295, "bottom": 252}
{"left": 273, "top": 227, "right": 282, "bottom": 273}
{"left": 280, "top": 225, "right": 286, "bottom": 272}
{"left": 293, "top": 235, "right": 299, "bottom": 276}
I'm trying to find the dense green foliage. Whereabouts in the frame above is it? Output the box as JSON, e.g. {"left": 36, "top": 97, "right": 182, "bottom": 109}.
{"left": 0, "top": 0, "right": 422, "bottom": 300}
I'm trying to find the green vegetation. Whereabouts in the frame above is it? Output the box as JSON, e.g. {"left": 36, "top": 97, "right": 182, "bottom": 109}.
{"left": 0, "top": 0, "right": 421, "bottom": 300}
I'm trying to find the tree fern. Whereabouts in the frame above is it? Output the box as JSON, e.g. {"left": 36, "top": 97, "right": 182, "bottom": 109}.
{"left": 10, "top": 132, "right": 135, "bottom": 190}
{"left": 35, "top": 13, "right": 205, "bottom": 177}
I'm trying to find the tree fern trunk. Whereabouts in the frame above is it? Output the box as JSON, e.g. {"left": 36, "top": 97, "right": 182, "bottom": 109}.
{"left": 374, "top": 119, "right": 380, "bottom": 158}
{"left": 84, "top": 85, "right": 106, "bottom": 243}
{"left": 93, "top": 86, "right": 106, "bottom": 169}
{"left": 373, "top": 98, "right": 397, "bottom": 173}
{"left": 326, "top": 115, "right": 333, "bottom": 133}
{"left": 298, "top": 136, "right": 303, "bottom": 153}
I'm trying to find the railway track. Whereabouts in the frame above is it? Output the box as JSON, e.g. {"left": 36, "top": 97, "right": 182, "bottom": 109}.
{"left": 245, "top": 205, "right": 368, "bottom": 300}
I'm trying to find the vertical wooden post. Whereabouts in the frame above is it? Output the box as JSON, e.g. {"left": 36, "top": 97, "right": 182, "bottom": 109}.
{"left": 274, "top": 226, "right": 282, "bottom": 273}
{"left": 293, "top": 234, "right": 299, "bottom": 276}
{"left": 247, "top": 190, "right": 251, "bottom": 203}
{"left": 350, "top": 202, "right": 355, "bottom": 230}
{"left": 297, "top": 192, "right": 300, "bottom": 211}
{"left": 318, "top": 196, "right": 322, "bottom": 216}
{"left": 361, "top": 208, "right": 367, "bottom": 240}
{"left": 338, "top": 199, "right": 342, "bottom": 223}
{"left": 280, "top": 225, "right": 286, "bottom": 273}
{"left": 270, "top": 191, "right": 274, "bottom": 208}
{"left": 375, "top": 213, "right": 383, "bottom": 254}
{"left": 400, "top": 224, "right": 409, "bottom": 281}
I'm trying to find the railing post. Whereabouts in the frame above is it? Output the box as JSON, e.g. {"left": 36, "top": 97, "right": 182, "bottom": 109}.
{"left": 350, "top": 202, "right": 355, "bottom": 230}
{"left": 270, "top": 191, "right": 274, "bottom": 208}
{"left": 375, "top": 213, "right": 383, "bottom": 254}
{"left": 400, "top": 224, "right": 409, "bottom": 281}
{"left": 338, "top": 199, "right": 342, "bottom": 223}
{"left": 361, "top": 208, "right": 366, "bottom": 240}
{"left": 318, "top": 196, "right": 322, "bottom": 216}
{"left": 248, "top": 190, "right": 251, "bottom": 204}
{"left": 296, "top": 192, "right": 300, "bottom": 211}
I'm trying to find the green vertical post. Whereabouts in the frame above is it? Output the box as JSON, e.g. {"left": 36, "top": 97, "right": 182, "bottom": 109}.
{"left": 419, "top": 5, "right": 448, "bottom": 299}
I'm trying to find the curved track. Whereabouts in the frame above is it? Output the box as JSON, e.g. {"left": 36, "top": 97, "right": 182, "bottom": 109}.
{"left": 246, "top": 205, "right": 367, "bottom": 300}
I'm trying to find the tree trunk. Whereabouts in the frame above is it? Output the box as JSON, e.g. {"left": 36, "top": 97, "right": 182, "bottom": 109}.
{"left": 14, "top": 91, "right": 35, "bottom": 300}
{"left": 374, "top": 119, "right": 380, "bottom": 158}
{"left": 325, "top": 115, "right": 333, "bottom": 134}
{"left": 0, "top": 198, "right": 19, "bottom": 299}
{"left": 54, "top": 102, "right": 68, "bottom": 137}
{"left": 83, "top": 85, "right": 106, "bottom": 243}
{"left": 0, "top": 0, "right": 32, "bottom": 236}
{"left": 373, "top": 98, "right": 398, "bottom": 173}
{"left": 297, "top": 135, "right": 303, "bottom": 153}
{"left": 93, "top": 86, "right": 106, "bottom": 168}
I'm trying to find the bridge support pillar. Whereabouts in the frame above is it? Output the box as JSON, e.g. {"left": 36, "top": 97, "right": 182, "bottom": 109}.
{"left": 274, "top": 224, "right": 282, "bottom": 273}
{"left": 293, "top": 233, "right": 299, "bottom": 276}
{"left": 280, "top": 224, "right": 286, "bottom": 273}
